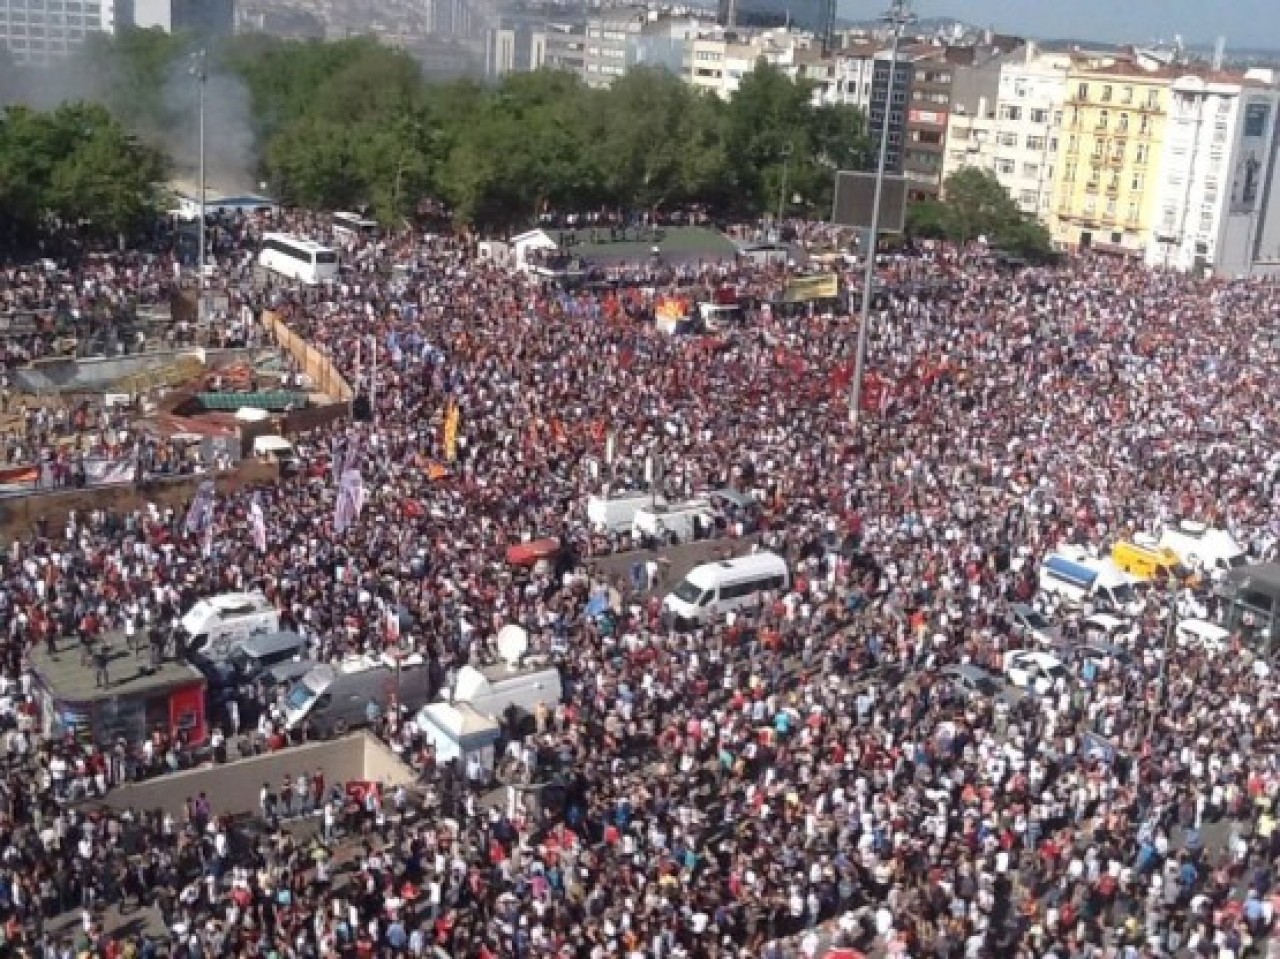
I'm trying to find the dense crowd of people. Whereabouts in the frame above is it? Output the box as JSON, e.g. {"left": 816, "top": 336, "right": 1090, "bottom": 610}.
{"left": 0, "top": 209, "right": 1279, "bottom": 959}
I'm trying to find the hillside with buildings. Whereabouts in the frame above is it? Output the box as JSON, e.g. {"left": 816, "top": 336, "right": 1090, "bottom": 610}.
{"left": 2, "top": 0, "right": 1279, "bottom": 274}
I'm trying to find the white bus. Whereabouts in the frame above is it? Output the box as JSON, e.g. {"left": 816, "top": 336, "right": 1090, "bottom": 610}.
{"left": 258, "top": 233, "right": 339, "bottom": 284}
{"left": 332, "top": 211, "right": 379, "bottom": 238}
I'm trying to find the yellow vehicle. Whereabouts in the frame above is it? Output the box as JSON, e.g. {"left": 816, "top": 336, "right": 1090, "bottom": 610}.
{"left": 1111, "top": 540, "right": 1193, "bottom": 583}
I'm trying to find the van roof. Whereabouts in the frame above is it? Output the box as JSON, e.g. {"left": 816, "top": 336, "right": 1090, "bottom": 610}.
{"left": 685, "top": 551, "right": 787, "bottom": 587}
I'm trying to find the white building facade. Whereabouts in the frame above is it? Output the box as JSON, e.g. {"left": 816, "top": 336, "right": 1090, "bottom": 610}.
{"left": 943, "top": 46, "right": 1069, "bottom": 219}
{"left": 1149, "top": 71, "right": 1280, "bottom": 274}
{"left": 0, "top": 0, "right": 121, "bottom": 64}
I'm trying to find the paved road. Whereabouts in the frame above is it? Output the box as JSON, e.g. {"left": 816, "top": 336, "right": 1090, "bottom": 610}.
{"left": 587, "top": 534, "right": 760, "bottom": 597}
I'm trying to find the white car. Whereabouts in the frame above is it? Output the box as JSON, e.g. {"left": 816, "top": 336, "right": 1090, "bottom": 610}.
{"left": 1004, "top": 650, "right": 1071, "bottom": 695}
{"left": 1174, "top": 619, "right": 1230, "bottom": 654}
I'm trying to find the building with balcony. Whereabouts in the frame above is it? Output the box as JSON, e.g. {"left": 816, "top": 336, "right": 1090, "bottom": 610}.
{"left": 1148, "top": 70, "right": 1280, "bottom": 274}
{"left": 944, "top": 44, "right": 1070, "bottom": 219}
{"left": 1050, "top": 59, "right": 1173, "bottom": 255}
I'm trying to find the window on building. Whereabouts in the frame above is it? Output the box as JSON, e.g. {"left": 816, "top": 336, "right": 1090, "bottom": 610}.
{"left": 1131, "top": 173, "right": 1143, "bottom": 191}
{"left": 1049, "top": 137, "right": 1060, "bottom": 152}
{"left": 1084, "top": 196, "right": 1097, "bottom": 215}
{"left": 997, "top": 132, "right": 1018, "bottom": 147}
{"left": 1092, "top": 139, "right": 1104, "bottom": 158}
{"left": 1020, "top": 189, "right": 1038, "bottom": 207}
{"left": 995, "top": 159, "right": 1015, "bottom": 176}
{"left": 1030, "top": 108, "right": 1049, "bottom": 124}
{"left": 1102, "top": 85, "right": 1113, "bottom": 102}
{"left": 1112, "top": 142, "right": 1125, "bottom": 163}
{"left": 1106, "top": 198, "right": 1118, "bottom": 216}
{"left": 1147, "top": 89, "right": 1159, "bottom": 108}
{"left": 1127, "top": 203, "right": 1139, "bottom": 223}
{"left": 1023, "top": 162, "right": 1039, "bottom": 178}
{"left": 1245, "top": 105, "right": 1268, "bottom": 137}
{"left": 999, "top": 104, "right": 1022, "bottom": 121}
{"left": 1136, "top": 144, "right": 1148, "bottom": 164}
{"left": 1097, "top": 110, "right": 1109, "bottom": 131}
{"left": 1077, "top": 82, "right": 1089, "bottom": 100}
{"left": 1122, "top": 86, "right": 1133, "bottom": 104}
{"left": 1064, "top": 161, "right": 1077, "bottom": 182}
{"left": 1118, "top": 113, "right": 1129, "bottom": 132}
{"left": 1109, "top": 173, "right": 1120, "bottom": 192}
{"left": 1027, "top": 135, "right": 1046, "bottom": 151}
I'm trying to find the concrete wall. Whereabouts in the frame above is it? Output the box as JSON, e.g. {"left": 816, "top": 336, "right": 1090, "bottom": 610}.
{"left": 94, "top": 733, "right": 418, "bottom": 818}
{"left": 0, "top": 460, "right": 277, "bottom": 542}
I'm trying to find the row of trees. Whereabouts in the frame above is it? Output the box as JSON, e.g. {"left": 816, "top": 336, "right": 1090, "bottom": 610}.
{"left": 0, "top": 29, "right": 1052, "bottom": 256}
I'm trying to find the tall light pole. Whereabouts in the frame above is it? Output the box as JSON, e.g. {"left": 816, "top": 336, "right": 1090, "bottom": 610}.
{"left": 776, "top": 142, "right": 793, "bottom": 227}
{"left": 190, "top": 50, "right": 208, "bottom": 316}
{"left": 849, "top": 0, "right": 915, "bottom": 425}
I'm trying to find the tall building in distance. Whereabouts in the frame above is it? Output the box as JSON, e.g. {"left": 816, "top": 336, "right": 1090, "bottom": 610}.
{"left": 717, "top": 0, "right": 825, "bottom": 36}
{"left": 0, "top": 0, "right": 125, "bottom": 64}
{"left": 133, "top": 0, "right": 234, "bottom": 35}
{"left": 867, "top": 51, "right": 913, "bottom": 176}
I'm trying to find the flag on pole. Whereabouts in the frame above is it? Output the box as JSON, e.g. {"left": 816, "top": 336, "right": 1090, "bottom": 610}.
{"left": 444, "top": 402, "right": 461, "bottom": 463}
{"left": 185, "top": 479, "right": 216, "bottom": 536}
{"left": 250, "top": 493, "right": 267, "bottom": 554}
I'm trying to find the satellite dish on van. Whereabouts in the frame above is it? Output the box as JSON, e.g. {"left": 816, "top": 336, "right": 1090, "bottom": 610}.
{"left": 496, "top": 625, "right": 529, "bottom": 667}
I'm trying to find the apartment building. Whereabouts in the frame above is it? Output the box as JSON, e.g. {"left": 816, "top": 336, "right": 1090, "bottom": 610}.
{"left": 944, "top": 45, "right": 1069, "bottom": 218}
{"left": 1051, "top": 60, "right": 1172, "bottom": 255}
{"left": 538, "top": 17, "right": 587, "bottom": 74}
{"left": 813, "top": 42, "right": 880, "bottom": 110}
{"left": 0, "top": 0, "right": 123, "bottom": 64}
{"left": 867, "top": 51, "right": 913, "bottom": 175}
{"left": 687, "top": 27, "right": 815, "bottom": 100}
{"left": 581, "top": 7, "right": 645, "bottom": 87}
{"left": 1149, "top": 71, "right": 1280, "bottom": 274}
{"left": 900, "top": 40, "right": 1016, "bottom": 201}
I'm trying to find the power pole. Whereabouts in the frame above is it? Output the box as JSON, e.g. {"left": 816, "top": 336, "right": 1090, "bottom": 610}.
{"left": 190, "top": 50, "right": 208, "bottom": 320}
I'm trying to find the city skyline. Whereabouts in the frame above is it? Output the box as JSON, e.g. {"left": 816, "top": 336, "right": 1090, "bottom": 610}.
{"left": 837, "top": 0, "right": 1280, "bottom": 48}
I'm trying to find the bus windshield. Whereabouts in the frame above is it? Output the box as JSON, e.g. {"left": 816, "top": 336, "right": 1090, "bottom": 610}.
{"left": 316, "top": 252, "right": 338, "bottom": 264}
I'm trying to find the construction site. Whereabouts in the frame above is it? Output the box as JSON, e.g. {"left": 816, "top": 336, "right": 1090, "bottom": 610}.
{"left": 0, "top": 295, "right": 353, "bottom": 534}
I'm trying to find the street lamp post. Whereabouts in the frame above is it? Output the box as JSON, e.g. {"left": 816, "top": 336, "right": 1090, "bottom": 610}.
{"left": 776, "top": 142, "right": 794, "bottom": 228}
{"left": 1147, "top": 572, "right": 1180, "bottom": 741}
{"left": 849, "top": 0, "right": 915, "bottom": 424}
{"left": 190, "top": 50, "right": 208, "bottom": 316}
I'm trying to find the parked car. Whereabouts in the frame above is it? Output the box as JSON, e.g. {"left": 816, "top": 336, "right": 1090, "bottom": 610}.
{"left": 940, "top": 663, "right": 1007, "bottom": 699}
{"left": 1009, "top": 603, "right": 1062, "bottom": 646}
{"left": 1004, "top": 650, "right": 1071, "bottom": 695}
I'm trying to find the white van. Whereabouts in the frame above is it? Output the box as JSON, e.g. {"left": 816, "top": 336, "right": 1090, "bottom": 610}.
{"left": 1159, "top": 520, "right": 1247, "bottom": 581}
{"left": 181, "top": 591, "right": 280, "bottom": 662}
{"left": 1038, "top": 554, "right": 1142, "bottom": 615}
{"left": 1175, "top": 619, "right": 1231, "bottom": 654}
{"left": 662, "top": 552, "right": 790, "bottom": 629}
{"left": 633, "top": 500, "right": 714, "bottom": 545}
{"left": 586, "top": 491, "right": 665, "bottom": 535}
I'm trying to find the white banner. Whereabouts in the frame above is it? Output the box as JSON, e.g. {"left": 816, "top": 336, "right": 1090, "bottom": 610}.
{"left": 83, "top": 458, "right": 136, "bottom": 486}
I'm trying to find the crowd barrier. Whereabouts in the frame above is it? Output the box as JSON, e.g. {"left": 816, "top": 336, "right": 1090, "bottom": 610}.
{"left": 261, "top": 309, "right": 354, "bottom": 403}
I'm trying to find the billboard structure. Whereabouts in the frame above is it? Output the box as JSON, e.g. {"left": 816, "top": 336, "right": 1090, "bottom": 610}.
{"left": 831, "top": 170, "right": 908, "bottom": 233}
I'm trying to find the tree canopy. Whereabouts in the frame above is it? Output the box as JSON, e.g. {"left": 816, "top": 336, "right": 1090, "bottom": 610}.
{"left": 4, "top": 30, "right": 873, "bottom": 235}
{"left": 0, "top": 102, "right": 167, "bottom": 251}
{"left": 907, "top": 168, "right": 1054, "bottom": 259}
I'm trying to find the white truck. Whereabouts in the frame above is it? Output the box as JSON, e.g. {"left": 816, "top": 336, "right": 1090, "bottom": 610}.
{"left": 632, "top": 500, "right": 714, "bottom": 546}
{"left": 1159, "top": 520, "right": 1247, "bottom": 581}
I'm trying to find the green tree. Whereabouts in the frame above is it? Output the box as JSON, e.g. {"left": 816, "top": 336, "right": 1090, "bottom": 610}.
{"left": 937, "top": 167, "right": 1051, "bottom": 256}
{"left": 906, "top": 199, "right": 949, "bottom": 239}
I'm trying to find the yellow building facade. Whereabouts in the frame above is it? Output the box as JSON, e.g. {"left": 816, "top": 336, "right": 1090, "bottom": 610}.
{"left": 1050, "top": 62, "right": 1172, "bottom": 254}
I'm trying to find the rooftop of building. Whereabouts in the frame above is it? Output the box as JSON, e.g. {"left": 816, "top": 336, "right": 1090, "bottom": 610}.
{"left": 31, "top": 632, "right": 205, "bottom": 704}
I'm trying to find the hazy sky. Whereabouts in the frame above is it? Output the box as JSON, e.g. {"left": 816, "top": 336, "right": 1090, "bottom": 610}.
{"left": 837, "top": 0, "right": 1280, "bottom": 47}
